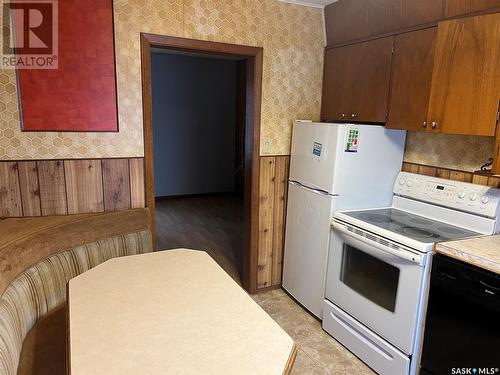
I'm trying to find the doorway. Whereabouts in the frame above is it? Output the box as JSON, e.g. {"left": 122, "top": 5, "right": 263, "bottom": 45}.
{"left": 141, "top": 34, "right": 263, "bottom": 294}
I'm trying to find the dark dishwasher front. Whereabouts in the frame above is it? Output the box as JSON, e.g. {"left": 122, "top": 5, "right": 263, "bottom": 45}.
{"left": 420, "top": 254, "right": 500, "bottom": 375}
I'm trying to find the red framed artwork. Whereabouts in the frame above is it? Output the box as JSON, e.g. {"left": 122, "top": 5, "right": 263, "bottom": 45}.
{"left": 13, "top": 0, "right": 118, "bottom": 132}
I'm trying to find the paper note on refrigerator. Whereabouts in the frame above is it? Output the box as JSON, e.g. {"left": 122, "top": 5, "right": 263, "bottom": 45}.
{"left": 345, "top": 127, "right": 360, "bottom": 153}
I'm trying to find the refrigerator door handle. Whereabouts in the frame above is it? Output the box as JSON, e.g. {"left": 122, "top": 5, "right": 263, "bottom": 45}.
{"left": 311, "top": 188, "right": 331, "bottom": 196}
{"left": 289, "top": 180, "right": 332, "bottom": 197}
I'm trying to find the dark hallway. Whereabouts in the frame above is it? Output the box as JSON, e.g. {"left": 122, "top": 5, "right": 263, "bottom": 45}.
{"left": 151, "top": 50, "right": 245, "bottom": 282}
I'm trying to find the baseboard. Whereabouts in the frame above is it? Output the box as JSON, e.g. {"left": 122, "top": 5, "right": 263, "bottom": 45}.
{"left": 155, "top": 191, "right": 241, "bottom": 200}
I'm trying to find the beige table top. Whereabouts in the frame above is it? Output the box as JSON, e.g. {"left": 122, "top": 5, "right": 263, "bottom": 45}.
{"left": 68, "top": 249, "right": 296, "bottom": 375}
{"left": 435, "top": 235, "right": 500, "bottom": 274}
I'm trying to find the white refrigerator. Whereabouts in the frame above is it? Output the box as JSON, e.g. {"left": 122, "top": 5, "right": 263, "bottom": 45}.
{"left": 282, "top": 121, "right": 406, "bottom": 318}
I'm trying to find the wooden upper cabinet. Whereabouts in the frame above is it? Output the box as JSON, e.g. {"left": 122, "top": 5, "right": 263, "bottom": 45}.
{"left": 401, "top": 0, "right": 444, "bottom": 28}
{"left": 321, "top": 45, "right": 356, "bottom": 121}
{"left": 365, "top": 0, "right": 402, "bottom": 37}
{"left": 325, "top": 0, "right": 500, "bottom": 46}
{"left": 325, "top": 0, "right": 401, "bottom": 45}
{"left": 325, "top": 0, "right": 368, "bottom": 45}
{"left": 387, "top": 28, "right": 438, "bottom": 131}
{"left": 321, "top": 37, "right": 394, "bottom": 123}
{"left": 350, "top": 37, "right": 394, "bottom": 122}
{"left": 444, "top": 0, "right": 500, "bottom": 18}
{"left": 427, "top": 13, "right": 500, "bottom": 136}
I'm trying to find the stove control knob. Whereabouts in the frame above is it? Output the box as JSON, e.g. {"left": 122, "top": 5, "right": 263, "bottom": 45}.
{"left": 458, "top": 191, "right": 466, "bottom": 199}
{"left": 399, "top": 178, "right": 406, "bottom": 186}
{"left": 481, "top": 195, "right": 489, "bottom": 204}
{"left": 407, "top": 180, "right": 413, "bottom": 187}
{"left": 469, "top": 193, "right": 478, "bottom": 201}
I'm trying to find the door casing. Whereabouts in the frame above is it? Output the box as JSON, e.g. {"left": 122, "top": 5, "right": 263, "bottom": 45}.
{"left": 140, "top": 33, "right": 263, "bottom": 294}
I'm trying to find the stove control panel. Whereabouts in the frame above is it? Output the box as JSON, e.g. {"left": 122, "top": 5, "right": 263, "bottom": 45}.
{"left": 394, "top": 172, "right": 500, "bottom": 218}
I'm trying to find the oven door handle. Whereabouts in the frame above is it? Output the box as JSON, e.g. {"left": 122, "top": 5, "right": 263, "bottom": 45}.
{"left": 332, "top": 221, "right": 425, "bottom": 266}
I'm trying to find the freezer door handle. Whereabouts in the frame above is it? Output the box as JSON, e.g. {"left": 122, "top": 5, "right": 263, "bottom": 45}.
{"left": 289, "top": 180, "right": 331, "bottom": 196}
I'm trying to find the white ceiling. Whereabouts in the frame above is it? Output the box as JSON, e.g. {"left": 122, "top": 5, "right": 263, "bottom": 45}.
{"left": 277, "top": 0, "right": 337, "bottom": 8}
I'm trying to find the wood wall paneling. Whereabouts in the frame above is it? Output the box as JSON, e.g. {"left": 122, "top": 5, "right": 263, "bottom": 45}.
{"left": 271, "top": 156, "right": 289, "bottom": 286}
{"left": 37, "top": 161, "right": 68, "bottom": 216}
{"left": 444, "top": 0, "right": 500, "bottom": 18}
{"left": 64, "top": 159, "right": 104, "bottom": 214}
{"left": 17, "top": 161, "right": 41, "bottom": 216}
{"left": 401, "top": 162, "right": 420, "bottom": 174}
{"left": 435, "top": 168, "right": 451, "bottom": 179}
{"left": 449, "top": 170, "right": 474, "bottom": 183}
{"left": 257, "top": 156, "right": 290, "bottom": 290}
{"left": 472, "top": 174, "right": 490, "bottom": 186}
{"left": 427, "top": 13, "right": 500, "bottom": 136}
{"left": 416, "top": 165, "right": 437, "bottom": 177}
{"left": 387, "top": 28, "right": 437, "bottom": 131}
{"left": 486, "top": 176, "right": 500, "bottom": 188}
{"left": 102, "top": 159, "right": 132, "bottom": 212}
{"left": 129, "top": 158, "right": 146, "bottom": 209}
{"left": 402, "top": 162, "right": 500, "bottom": 186}
{"left": 258, "top": 157, "right": 275, "bottom": 289}
{"left": 0, "top": 162, "right": 22, "bottom": 217}
{"left": 257, "top": 156, "right": 290, "bottom": 289}
{"left": 0, "top": 158, "right": 145, "bottom": 218}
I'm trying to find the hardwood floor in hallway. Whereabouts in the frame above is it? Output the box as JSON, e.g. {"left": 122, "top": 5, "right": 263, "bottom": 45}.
{"left": 155, "top": 193, "right": 243, "bottom": 283}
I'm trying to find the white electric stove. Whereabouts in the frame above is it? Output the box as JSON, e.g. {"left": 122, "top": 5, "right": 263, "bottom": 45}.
{"left": 322, "top": 172, "right": 500, "bottom": 375}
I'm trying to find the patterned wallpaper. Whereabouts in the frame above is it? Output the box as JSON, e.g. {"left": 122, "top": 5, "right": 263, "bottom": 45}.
{"left": 0, "top": 0, "right": 324, "bottom": 159}
{"left": 404, "top": 132, "right": 495, "bottom": 172}
{"left": 0, "top": 0, "right": 495, "bottom": 172}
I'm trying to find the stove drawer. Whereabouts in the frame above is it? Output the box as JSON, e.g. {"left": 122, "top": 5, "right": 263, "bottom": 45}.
{"left": 322, "top": 300, "right": 410, "bottom": 375}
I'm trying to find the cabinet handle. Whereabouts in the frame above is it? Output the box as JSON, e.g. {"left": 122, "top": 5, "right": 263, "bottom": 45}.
{"left": 422, "top": 121, "right": 427, "bottom": 128}
{"left": 341, "top": 113, "right": 346, "bottom": 118}
{"left": 431, "top": 121, "right": 438, "bottom": 129}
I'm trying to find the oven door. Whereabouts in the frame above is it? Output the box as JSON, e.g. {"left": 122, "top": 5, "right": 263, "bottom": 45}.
{"left": 325, "top": 220, "right": 426, "bottom": 354}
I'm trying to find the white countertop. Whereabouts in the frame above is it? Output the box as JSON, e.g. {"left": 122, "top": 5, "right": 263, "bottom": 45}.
{"left": 434, "top": 235, "right": 500, "bottom": 274}
{"left": 68, "top": 249, "right": 296, "bottom": 374}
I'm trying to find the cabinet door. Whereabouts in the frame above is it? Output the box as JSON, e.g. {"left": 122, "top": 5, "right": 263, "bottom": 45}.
{"left": 325, "top": 0, "right": 401, "bottom": 45}
{"left": 427, "top": 13, "right": 500, "bottom": 135}
{"left": 325, "top": 0, "right": 368, "bottom": 45}
{"left": 321, "top": 46, "right": 356, "bottom": 121}
{"left": 365, "top": 0, "right": 402, "bottom": 36}
{"left": 401, "top": 0, "right": 444, "bottom": 28}
{"left": 387, "top": 28, "right": 437, "bottom": 131}
{"left": 444, "top": 0, "right": 500, "bottom": 18}
{"left": 350, "top": 37, "right": 394, "bottom": 123}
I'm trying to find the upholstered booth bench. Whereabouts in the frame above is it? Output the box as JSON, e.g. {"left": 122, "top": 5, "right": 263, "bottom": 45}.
{"left": 0, "top": 209, "right": 152, "bottom": 375}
